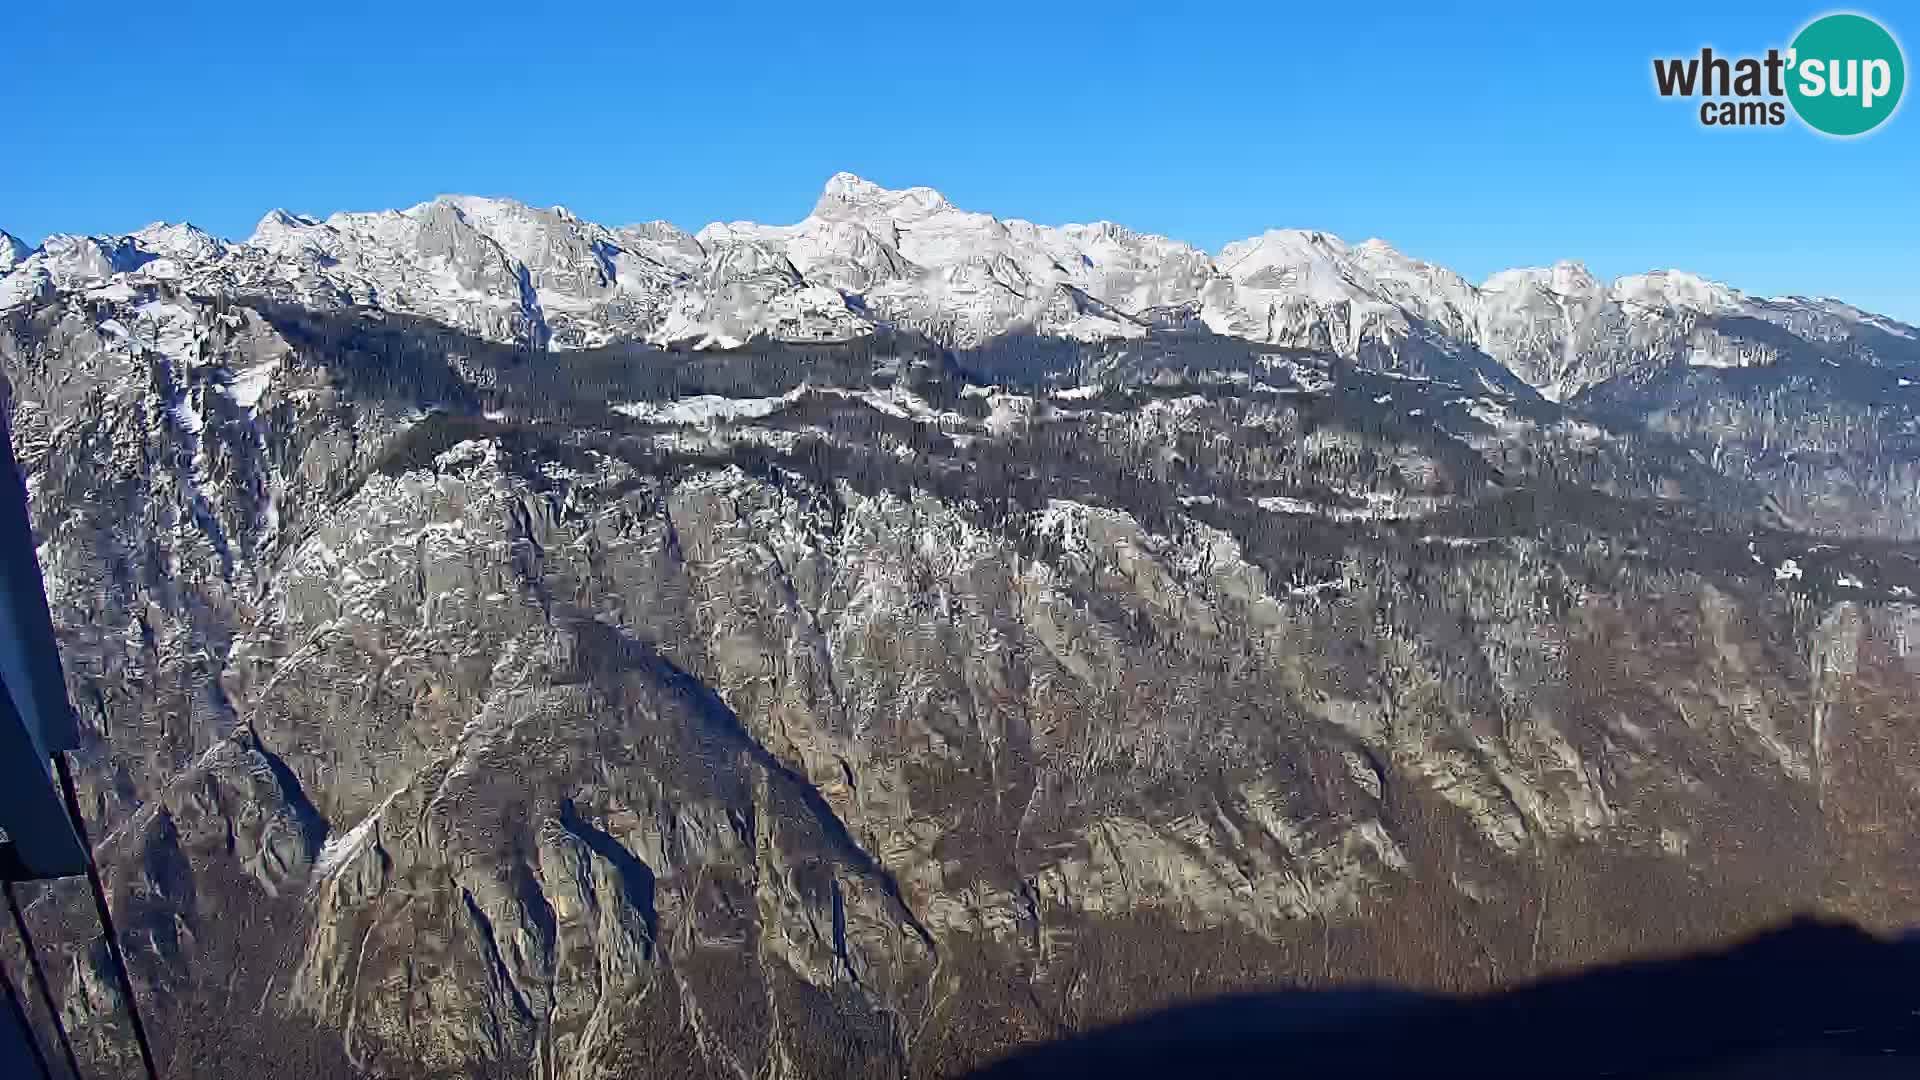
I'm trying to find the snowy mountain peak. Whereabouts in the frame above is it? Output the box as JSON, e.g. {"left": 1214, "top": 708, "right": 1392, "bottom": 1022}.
{"left": 0, "top": 230, "right": 30, "bottom": 272}
{"left": 1611, "top": 269, "right": 1742, "bottom": 313}
{"left": 131, "top": 221, "right": 227, "bottom": 261}
{"left": 31, "top": 233, "right": 151, "bottom": 286}
{"left": 436, "top": 193, "right": 581, "bottom": 225}
{"left": 1222, "top": 228, "right": 1351, "bottom": 261}
{"left": 819, "top": 171, "right": 888, "bottom": 202}
{"left": 812, "top": 173, "right": 952, "bottom": 221}
{"left": 1218, "top": 229, "right": 1372, "bottom": 308}
{"left": 248, "top": 209, "right": 322, "bottom": 246}
{"left": 430, "top": 193, "right": 546, "bottom": 223}
{"left": 1482, "top": 260, "right": 1603, "bottom": 299}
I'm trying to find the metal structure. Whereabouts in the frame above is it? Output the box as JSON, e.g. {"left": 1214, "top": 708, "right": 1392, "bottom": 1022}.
{"left": 0, "top": 416, "right": 159, "bottom": 1079}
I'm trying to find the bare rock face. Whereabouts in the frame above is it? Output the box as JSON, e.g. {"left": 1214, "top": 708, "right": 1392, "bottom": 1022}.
{"left": 5, "top": 279, "right": 1920, "bottom": 1079}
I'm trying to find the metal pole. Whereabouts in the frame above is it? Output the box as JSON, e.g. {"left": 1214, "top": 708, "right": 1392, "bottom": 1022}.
{"left": 0, "top": 952, "right": 53, "bottom": 1080}
{"left": 53, "top": 754, "right": 158, "bottom": 1080}
{"left": 5, "top": 881, "right": 83, "bottom": 1079}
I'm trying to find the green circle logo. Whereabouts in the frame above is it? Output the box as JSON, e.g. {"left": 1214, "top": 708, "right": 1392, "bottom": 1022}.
{"left": 1787, "top": 13, "right": 1906, "bottom": 136}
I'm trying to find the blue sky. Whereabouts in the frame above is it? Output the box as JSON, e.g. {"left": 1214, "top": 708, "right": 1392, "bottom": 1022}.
{"left": 3, "top": 1, "right": 1915, "bottom": 319}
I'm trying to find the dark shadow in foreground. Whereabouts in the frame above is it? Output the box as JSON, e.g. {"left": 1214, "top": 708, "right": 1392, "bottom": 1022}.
{"left": 967, "top": 917, "right": 1920, "bottom": 1079}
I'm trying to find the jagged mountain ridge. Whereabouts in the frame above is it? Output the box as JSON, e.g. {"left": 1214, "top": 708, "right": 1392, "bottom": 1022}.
{"left": 5, "top": 173, "right": 1914, "bottom": 403}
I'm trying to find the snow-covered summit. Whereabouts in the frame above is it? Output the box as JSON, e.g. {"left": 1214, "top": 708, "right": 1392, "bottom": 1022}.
{"left": 1483, "top": 260, "right": 1602, "bottom": 299}
{"left": 1611, "top": 269, "right": 1742, "bottom": 313}
{"left": 131, "top": 222, "right": 227, "bottom": 261}
{"left": 0, "top": 230, "right": 31, "bottom": 272}
{"left": 814, "top": 171, "right": 951, "bottom": 219}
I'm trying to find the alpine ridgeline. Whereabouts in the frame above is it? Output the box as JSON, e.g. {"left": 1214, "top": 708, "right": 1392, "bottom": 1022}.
{"left": 4, "top": 176, "right": 1920, "bottom": 1079}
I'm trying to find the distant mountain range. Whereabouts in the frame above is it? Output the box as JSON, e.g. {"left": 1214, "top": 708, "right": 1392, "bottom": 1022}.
{"left": 6, "top": 173, "right": 1914, "bottom": 404}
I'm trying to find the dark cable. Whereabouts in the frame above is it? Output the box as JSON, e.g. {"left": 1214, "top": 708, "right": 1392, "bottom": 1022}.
{"left": 53, "top": 752, "right": 159, "bottom": 1080}
{"left": 6, "top": 880, "right": 83, "bottom": 1079}
{"left": 1, "top": 947, "right": 55, "bottom": 1080}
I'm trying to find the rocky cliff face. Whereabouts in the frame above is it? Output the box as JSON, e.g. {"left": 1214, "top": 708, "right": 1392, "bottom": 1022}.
{"left": 4, "top": 185, "right": 1920, "bottom": 1079}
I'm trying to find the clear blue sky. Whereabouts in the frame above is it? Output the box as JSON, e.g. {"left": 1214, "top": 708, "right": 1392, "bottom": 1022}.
{"left": 3, "top": 1, "right": 1915, "bottom": 319}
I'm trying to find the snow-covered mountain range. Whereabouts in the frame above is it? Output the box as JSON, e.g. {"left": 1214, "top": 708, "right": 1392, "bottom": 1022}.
{"left": 5, "top": 173, "right": 1912, "bottom": 403}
